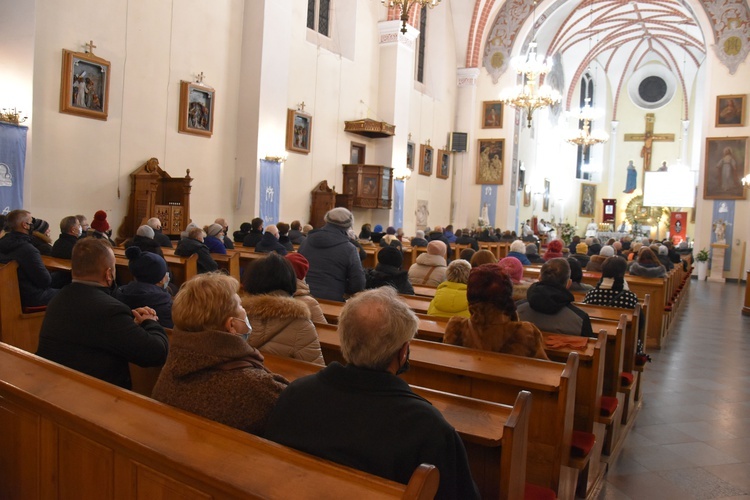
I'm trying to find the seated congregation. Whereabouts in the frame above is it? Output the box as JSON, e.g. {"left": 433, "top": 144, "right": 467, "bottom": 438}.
{"left": 0, "top": 206, "right": 690, "bottom": 499}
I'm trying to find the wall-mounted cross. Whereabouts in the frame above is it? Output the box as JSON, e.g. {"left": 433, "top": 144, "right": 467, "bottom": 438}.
{"left": 624, "top": 113, "right": 674, "bottom": 189}
{"left": 84, "top": 40, "right": 97, "bottom": 54}
{"left": 196, "top": 72, "right": 205, "bottom": 84}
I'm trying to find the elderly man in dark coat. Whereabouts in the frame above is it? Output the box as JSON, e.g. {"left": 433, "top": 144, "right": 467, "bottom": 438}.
{"left": 298, "top": 207, "right": 365, "bottom": 302}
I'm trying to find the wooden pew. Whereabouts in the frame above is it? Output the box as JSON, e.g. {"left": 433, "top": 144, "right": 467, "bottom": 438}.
{"left": 0, "top": 261, "right": 46, "bottom": 353}
{"left": 107, "top": 249, "right": 199, "bottom": 286}
{"left": 413, "top": 284, "right": 438, "bottom": 298}
{"left": 158, "top": 246, "right": 240, "bottom": 282}
{"left": 0, "top": 343, "right": 439, "bottom": 500}
{"left": 313, "top": 323, "right": 579, "bottom": 499}
{"left": 261, "top": 353, "right": 531, "bottom": 500}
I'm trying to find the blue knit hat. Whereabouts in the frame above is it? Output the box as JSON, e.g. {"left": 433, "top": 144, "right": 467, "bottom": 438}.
{"left": 125, "top": 246, "right": 167, "bottom": 284}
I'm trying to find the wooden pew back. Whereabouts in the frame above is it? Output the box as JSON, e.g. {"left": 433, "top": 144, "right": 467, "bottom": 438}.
{"left": 0, "top": 261, "right": 46, "bottom": 352}
{"left": 0, "top": 343, "right": 438, "bottom": 500}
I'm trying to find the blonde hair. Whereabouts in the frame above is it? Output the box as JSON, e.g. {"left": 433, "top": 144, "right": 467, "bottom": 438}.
{"left": 446, "top": 259, "right": 471, "bottom": 283}
{"left": 172, "top": 273, "right": 240, "bottom": 332}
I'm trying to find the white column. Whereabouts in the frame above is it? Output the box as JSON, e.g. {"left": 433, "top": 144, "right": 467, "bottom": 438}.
{"left": 606, "top": 120, "right": 619, "bottom": 198}
{"left": 452, "top": 67, "right": 480, "bottom": 227}
{"left": 680, "top": 120, "right": 690, "bottom": 164}
{"left": 377, "top": 21, "right": 419, "bottom": 231}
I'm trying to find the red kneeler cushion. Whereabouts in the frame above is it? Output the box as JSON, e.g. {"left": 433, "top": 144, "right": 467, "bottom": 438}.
{"left": 600, "top": 396, "right": 618, "bottom": 417}
{"left": 22, "top": 305, "right": 47, "bottom": 314}
{"left": 525, "top": 482, "right": 557, "bottom": 500}
{"left": 571, "top": 430, "right": 595, "bottom": 458}
{"left": 620, "top": 371, "right": 634, "bottom": 387}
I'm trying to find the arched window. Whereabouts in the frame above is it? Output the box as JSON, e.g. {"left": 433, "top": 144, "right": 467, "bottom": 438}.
{"left": 575, "top": 73, "right": 594, "bottom": 180}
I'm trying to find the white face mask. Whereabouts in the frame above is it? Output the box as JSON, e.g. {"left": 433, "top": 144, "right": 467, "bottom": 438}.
{"left": 233, "top": 316, "right": 252, "bottom": 341}
{"left": 75, "top": 226, "right": 83, "bottom": 237}
{"left": 162, "top": 274, "right": 170, "bottom": 290}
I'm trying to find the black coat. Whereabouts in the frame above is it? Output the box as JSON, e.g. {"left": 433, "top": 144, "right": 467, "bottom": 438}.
{"left": 51, "top": 233, "right": 79, "bottom": 259}
{"left": 124, "top": 235, "right": 164, "bottom": 257}
{"left": 0, "top": 231, "right": 58, "bottom": 307}
{"left": 242, "top": 229, "right": 264, "bottom": 248}
{"left": 254, "top": 232, "right": 289, "bottom": 255}
{"left": 36, "top": 282, "right": 169, "bottom": 389}
{"left": 115, "top": 280, "right": 174, "bottom": 328}
{"left": 152, "top": 230, "right": 173, "bottom": 248}
{"left": 365, "top": 264, "right": 414, "bottom": 295}
{"left": 175, "top": 237, "right": 218, "bottom": 273}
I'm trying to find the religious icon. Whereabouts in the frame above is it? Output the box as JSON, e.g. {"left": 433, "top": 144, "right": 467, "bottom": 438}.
{"left": 716, "top": 95, "right": 746, "bottom": 127}
{"left": 180, "top": 81, "right": 216, "bottom": 138}
{"left": 623, "top": 159, "right": 637, "bottom": 193}
{"left": 703, "top": 137, "right": 748, "bottom": 199}
{"left": 481, "top": 101, "right": 503, "bottom": 129}
{"left": 419, "top": 144, "right": 433, "bottom": 176}
{"left": 60, "top": 48, "right": 110, "bottom": 121}
{"left": 476, "top": 139, "right": 504, "bottom": 185}
{"left": 436, "top": 150, "right": 450, "bottom": 179}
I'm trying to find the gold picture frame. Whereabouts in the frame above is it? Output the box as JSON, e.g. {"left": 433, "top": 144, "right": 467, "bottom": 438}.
{"left": 476, "top": 139, "right": 504, "bottom": 185}
{"left": 59, "top": 49, "right": 110, "bottom": 121}
{"left": 481, "top": 100, "right": 503, "bottom": 129}
{"left": 579, "top": 183, "right": 597, "bottom": 217}
{"left": 419, "top": 144, "right": 433, "bottom": 176}
{"left": 436, "top": 149, "right": 450, "bottom": 179}
{"left": 716, "top": 94, "right": 746, "bottom": 127}
{"left": 703, "top": 136, "right": 748, "bottom": 199}
{"left": 286, "top": 109, "right": 313, "bottom": 154}
{"left": 178, "top": 81, "right": 215, "bottom": 138}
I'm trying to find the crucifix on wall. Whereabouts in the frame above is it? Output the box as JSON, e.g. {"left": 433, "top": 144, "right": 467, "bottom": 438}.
{"left": 624, "top": 113, "right": 674, "bottom": 189}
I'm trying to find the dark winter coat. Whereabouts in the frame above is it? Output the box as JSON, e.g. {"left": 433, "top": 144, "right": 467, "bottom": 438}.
{"left": 254, "top": 232, "right": 289, "bottom": 255}
{"left": 242, "top": 229, "right": 264, "bottom": 248}
{"left": 0, "top": 231, "right": 58, "bottom": 307}
{"left": 204, "top": 235, "right": 227, "bottom": 254}
{"left": 115, "top": 280, "right": 173, "bottom": 328}
{"left": 365, "top": 264, "right": 415, "bottom": 295}
{"left": 152, "top": 230, "right": 174, "bottom": 248}
{"left": 516, "top": 281, "right": 595, "bottom": 337}
{"left": 174, "top": 237, "right": 218, "bottom": 273}
{"left": 124, "top": 234, "right": 164, "bottom": 257}
{"left": 51, "top": 233, "right": 79, "bottom": 259}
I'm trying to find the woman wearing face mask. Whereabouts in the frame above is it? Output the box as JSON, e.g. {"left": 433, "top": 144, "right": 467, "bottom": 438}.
{"left": 152, "top": 272, "right": 289, "bottom": 435}
{"left": 114, "top": 246, "right": 173, "bottom": 328}
{"left": 241, "top": 252, "right": 325, "bottom": 365}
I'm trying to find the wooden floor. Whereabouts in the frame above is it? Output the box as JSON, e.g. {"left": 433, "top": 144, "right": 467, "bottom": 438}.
{"left": 595, "top": 279, "right": 750, "bottom": 499}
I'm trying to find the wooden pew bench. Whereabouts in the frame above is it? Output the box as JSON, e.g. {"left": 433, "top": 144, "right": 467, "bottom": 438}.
{"left": 0, "top": 343, "right": 439, "bottom": 500}
{"left": 312, "top": 323, "right": 579, "bottom": 499}
{"left": 261, "top": 354, "right": 532, "bottom": 500}
{"left": 0, "top": 261, "right": 46, "bottom": 352}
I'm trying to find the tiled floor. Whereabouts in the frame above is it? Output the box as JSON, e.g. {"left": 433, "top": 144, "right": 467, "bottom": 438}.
{"left": 595, "top": 279, "right": 750, "bottom": 499}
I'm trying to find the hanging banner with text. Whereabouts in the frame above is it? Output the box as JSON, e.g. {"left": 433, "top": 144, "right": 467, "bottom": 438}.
{"left": 479, "top": 185, "right": 497, "bottom": 228}
{"left": 259, "top": 159, "right": 280, "bottom": 226}
{"left": 393, "top": 179, "right": 404, "bottom": 232}
{"left": 711, "top": 200, "right": 734, "bottom": 271}
{"left": 0, "top": 123, "right": 28, "bottom": 214}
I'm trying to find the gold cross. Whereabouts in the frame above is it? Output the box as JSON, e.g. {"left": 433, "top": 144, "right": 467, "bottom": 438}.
{"left": 298, "top": 102, "right": 306, "bottom": 112}
{"left": 196, "top": 72, "right": 205, "bottom": 84}
{"left": 84, "top": 40, "right": 97, "bottom": 54}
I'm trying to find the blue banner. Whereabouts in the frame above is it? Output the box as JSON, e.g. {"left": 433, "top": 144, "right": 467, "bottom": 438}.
{"left": 711, "top": 200, "right": 734, "bottom": 271}
{"left": 0, "top": 122, "right": 28, "bottom": 214}
{"left": 259, "top": 159, "right": 280, "bottom": 225}
{"left": 479, "top": 185, "right": 497, "bottom": 228}
{"left": 393, "top": 179, "right": 404, "bottom": 231}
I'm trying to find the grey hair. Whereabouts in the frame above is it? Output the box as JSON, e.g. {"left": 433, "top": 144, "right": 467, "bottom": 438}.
{"left": 540, "top": 258, "right": 571, "bottom": 287}
{"left": 338, "top": 287, "right": 417, "bottom": 370}
{"left": 446, "top": 259, "right": 471, "bottom": 284}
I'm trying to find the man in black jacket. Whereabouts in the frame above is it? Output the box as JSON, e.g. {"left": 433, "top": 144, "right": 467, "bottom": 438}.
{"left": 516, "top": 258, "right": 595, "bottom": 338}
{"left": 242, "top": 217, "right": 265, "bottom": 248}
{"left": 0, "top": 209, "right": 59, "bottom": 307}
{"left": 36, "top": 238, "right": 168, "bottom": 389}
{"left": 51, "top": 215, "right": 82, "bottom": 259}
{"left": 147, "top": 217, "right": 174, "bottom": 248}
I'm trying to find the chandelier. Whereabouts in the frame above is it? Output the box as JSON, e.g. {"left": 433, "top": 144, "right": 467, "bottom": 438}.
{"left": 566, "top": 99, "right": 609, "bottom": 149}
{"left": 382, "top": 0, "right": 441, "bottom": 34}
{"left": 0, "top": 108, "right": 28, "bottom": 125}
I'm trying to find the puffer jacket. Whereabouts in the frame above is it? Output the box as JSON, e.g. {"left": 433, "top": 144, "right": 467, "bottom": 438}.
{"left": 241, "top": 292, "right": 324, "bottom": 365}
{"left": 516, "top": 282, "right": 595, "bottom": 338}
{"left": 408, "top": 253, "right": 447, "bottom": 286}
{"left": 293, "top": 279, "right": 327, "bottom": 324}
{"left": 628, "top": 261, "right": 667, "bottom": 278}
{"left": 444, "top": 303, "right": 548, "bottom": 360}
{"left": 175, "top": 237, "right": 218, "bottom": 273}
{"left": 427, "top": 281, "right": 470, "bottom": 318}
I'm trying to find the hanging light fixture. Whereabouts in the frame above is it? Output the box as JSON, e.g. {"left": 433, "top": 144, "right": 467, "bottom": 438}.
{"left": 382, "top": 0, "right": 441, "bottom": 34}
{"left": 499, "top": 2, "right": 561, "bottom": 128}
{"left": 566, "top": 98, "right": 609, "bottom": 149}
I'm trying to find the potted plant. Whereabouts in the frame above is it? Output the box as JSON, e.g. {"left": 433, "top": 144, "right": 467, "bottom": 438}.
{"left": 696, "top": 248, "right": 709, "bottom": 281}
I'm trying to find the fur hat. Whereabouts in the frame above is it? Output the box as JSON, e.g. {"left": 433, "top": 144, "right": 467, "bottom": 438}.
{"left": 324, "top": 208, "right": 354, "bottom": 229}
{"left": 467, "top": 264, "right": 516, "bottom": 316}
{"left": 600, "top": 245, "right": 615, "bottom": 257}
{"left": 125, "top": 246, "right": 167, "bottom": 284}
{"left": 377, "top": 246, "right": 403, "bottom": 268}
{"left": 526, "top": 243, "right": 539, "bottom": 255}
{"left": 547, "top": 239, "right": 563, "bottom": 253}
{"left": 285, "top": 252, "right": 310, "bottom": 280}
{"left": 91, "top": 210, "right": 109, "bottom": 232}
{"left": 206, "top": 223, "right": 223, "bottom": 237}
{"left": 498, "top": 257, "right": 524, "bottom": 284}
{"left": 576, "top": 242, "right": 589, "bottom": 254}
{"left": 136, "top": 225, "right": 155, "bottom": 239}
{"left": 31, "top": 218, "right": 49, "bottom": 234}
{"left": 510, "top": 240, "right": 526, "bottom": 254}
{"left": 426, "top": 240, "right": 447, "bottom": 257}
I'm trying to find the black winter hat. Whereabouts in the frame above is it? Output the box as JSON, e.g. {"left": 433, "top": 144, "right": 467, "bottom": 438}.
{"left": 377, "top": 246, "right": 403, "bottom": 268}
{"left": 125, "top": 246, "right": 167, "bottom": 284}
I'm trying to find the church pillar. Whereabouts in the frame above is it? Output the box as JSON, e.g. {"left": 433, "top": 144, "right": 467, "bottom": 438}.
{"left": 234, "top": 0, "right": 293, "bottom": 222}
{"left": 680, "top": 120, "right": 690, "bottom": 164}
{"left": 453, "top": 68, "right": 480, "bottom": 228}
{"left": 377, "top": 21, "right": 418, "bottom": 231}
{"left": 607, "top": 121, "right": 619, "bottom": 199}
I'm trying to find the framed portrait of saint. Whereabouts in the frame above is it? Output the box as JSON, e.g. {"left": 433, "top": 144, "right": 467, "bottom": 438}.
{"left": 481, "top": 101, "right": 503, "bottom": 129}
{"left": 179, "top": 81, "right": 215, "bottom": 138}
{"left": 437, "top": 150, "right": 450, "bottom": 179}
{"left": 703, "top": 137, "right": 747, "bottom": 199}
{"left": 286, "top": 109, "right": 313, "bottom": 154}
{"left": 476, "top": 139, "right": 504, "bottom": 185}
{"left": 579, "top": 183, "right": 596, "bottom": 217}
{"left": 543, "top": 179, "right": 551, "bottom": 212}
{"left": 716, "top": 95, "right": 746, "bottom": 127}
{"left": 60, "top": 49, "right": 110, "bottom": 121}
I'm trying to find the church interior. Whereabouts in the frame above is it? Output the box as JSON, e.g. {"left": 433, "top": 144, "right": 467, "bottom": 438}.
{"left": 1, "top": 0, "right": 750, "bottom": 498}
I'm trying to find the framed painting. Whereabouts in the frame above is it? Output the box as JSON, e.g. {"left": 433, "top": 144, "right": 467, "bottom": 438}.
{"left": 580, "top": 183, "right": 596, "bottom": 217}
{"left": 523, "top": 185, "right": 531, "bottom": 207}
{"left": 703, "top": 137, "right": 748, "bottom": 199}
{"left": 437, "top": 149, "right": 450, "bottom": 179}
{"left": 543, "top": 179, "right": 550, "bottom": 212}
{"left": 286, "top": 108, "right": 313, "bottom": 154}
{"left": 178, "top": 81, "right": 215, "bottom": 138}
{"left": 406, "top": 142, "right": 415, "bottom": 171}
{"left": 59, "top": 49, "right": 110, "bottom": 120}
{"left": 419, "top": 144, "right": 433, "bottom": 176}
{"left": 716, "top": 95, "right": 746, "bottom": 127}
{"left": 350, "top": 142, "right": 366, "bottom": 164}
{"left": 482, "top": 101, "right": 503, "bottom": 129}
{"left": 476, "top": 139, "right": 504, "bottom": 184}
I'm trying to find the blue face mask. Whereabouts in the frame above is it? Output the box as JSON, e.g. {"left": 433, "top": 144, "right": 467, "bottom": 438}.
{"left": 233, "top": 316, "right": 252, "bottom": 341}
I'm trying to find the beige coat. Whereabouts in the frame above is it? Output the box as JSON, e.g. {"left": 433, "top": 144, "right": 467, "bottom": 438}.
{"left": 241, "top": 292, "right": 324, "bottom": 365}
{"left": 408, "top": 253, "right": 447, "bottom": 287}
{"left": 444, "top": 303, "right": 549, "bottom": 360}
{"left": 293, "top": 279, "right": 327, "bottom": 324}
